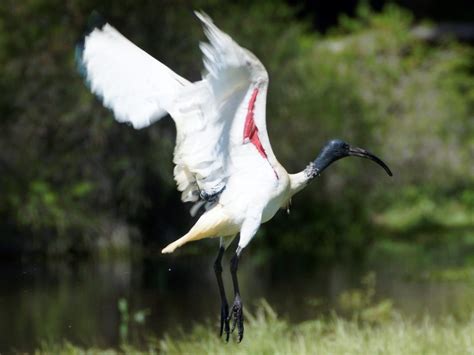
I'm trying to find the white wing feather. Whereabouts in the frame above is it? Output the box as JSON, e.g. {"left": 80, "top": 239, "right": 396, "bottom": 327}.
{"left": 171, "top": 12, "right": 275, "bottom": 204}
{"left": 77, "top": 12, "right": 276, "bottom": 210}
{"left": 79, "top": 23, "right": 189, "bottom": 129}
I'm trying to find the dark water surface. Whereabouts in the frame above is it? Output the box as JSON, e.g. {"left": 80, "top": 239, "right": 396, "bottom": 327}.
{"left": 0, "top": 251, "right": 473, "bottom": 352}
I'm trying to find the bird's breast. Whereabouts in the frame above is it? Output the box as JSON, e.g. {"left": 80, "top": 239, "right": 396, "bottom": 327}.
{"left": 217, "top": 161, "right": 290, "bottom": 226}
{"left": 260, "top": 166, "right": 290, "bottom": 223}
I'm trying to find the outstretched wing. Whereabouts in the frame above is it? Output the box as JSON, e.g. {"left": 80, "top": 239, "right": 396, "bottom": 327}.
{"left": 76, "top": 12, "right": 277, "bottom": 211}
{"left": 76, "top": 16, "right": 189, "bottom": 129}
{"left": 172, "top": 12, "right": 277, "bottom": 207}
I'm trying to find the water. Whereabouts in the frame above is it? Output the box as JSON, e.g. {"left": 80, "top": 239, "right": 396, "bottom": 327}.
{"left": 0, "top": 251, "right": 473, "bottom": 352}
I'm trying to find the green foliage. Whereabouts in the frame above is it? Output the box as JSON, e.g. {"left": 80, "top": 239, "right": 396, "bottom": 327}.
{"left": 0, "top": 1, "right": 472, "bottom": 259}
{"left": 118, "top": 297, "right": 150, "bottom": 345}
{"left": 259, "top": 2, "right": 474, "bottom": 261}
{"left": 337, "top": 272, "right": 394, "bottom": 324}
{"left": 422, "top": 266, "right": 474, "bottom": 282}
{"left": 376, "top": 186, "right": 474, "bottom": 231}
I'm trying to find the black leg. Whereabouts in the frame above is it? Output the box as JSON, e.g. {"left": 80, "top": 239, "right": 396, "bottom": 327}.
{"left": 214, "top": 246, "right": 230, "bottom": 341}
{"left": 228, "top": 246, "right": 244, "bottom": 342}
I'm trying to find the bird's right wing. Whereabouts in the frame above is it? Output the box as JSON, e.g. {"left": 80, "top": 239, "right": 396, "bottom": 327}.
{"left": 76, "top": 17, "right": 190, "bottom": 129}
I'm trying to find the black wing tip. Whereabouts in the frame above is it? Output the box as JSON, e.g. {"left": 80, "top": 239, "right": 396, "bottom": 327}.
{"left": 75, "top": 11, "right": 107, "bottom": 77}
{"left": 85, "top": 11, "right": 107, "bottom": 35}
{"left": 87, "top": 10, "right": 107, "bottom": 34}
{"left": 76, "top": 11, "right": 107, "bottom": 53}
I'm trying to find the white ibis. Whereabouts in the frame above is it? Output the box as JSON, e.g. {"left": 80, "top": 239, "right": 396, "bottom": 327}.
{"left": 76, "top": 11, "right": 392, "bottom": 342}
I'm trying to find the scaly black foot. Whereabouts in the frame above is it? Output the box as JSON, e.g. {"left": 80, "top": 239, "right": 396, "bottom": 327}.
{"left": 228, "top": 294, "right": 244, "bottom": 342}
{"left": 220, "top": 302, "right": 230, "bottom": 341}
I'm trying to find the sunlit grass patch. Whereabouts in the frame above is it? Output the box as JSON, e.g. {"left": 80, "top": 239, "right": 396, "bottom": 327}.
{"left": 37, "top": 300, "right": 474, "bottom": 355}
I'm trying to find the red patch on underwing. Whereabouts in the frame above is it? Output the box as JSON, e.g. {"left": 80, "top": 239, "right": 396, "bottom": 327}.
{"left": 243, "top": 88, "right": 279, "bottom": 179}
{"left": 243, "top": 88, "right": 267, "bottom": 159}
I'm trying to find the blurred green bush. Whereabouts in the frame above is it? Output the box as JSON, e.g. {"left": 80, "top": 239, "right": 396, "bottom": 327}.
{"left": 0, "top": 1, "right": 472, "bottom": 259}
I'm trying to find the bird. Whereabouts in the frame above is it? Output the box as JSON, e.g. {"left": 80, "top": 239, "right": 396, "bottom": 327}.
{"left": 76, "top": 11, "right": 392, "bottom": 342}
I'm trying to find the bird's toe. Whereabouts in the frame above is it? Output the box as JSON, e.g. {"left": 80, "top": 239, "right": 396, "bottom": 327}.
{"left": 228, "top": 295, "right": 244, "bottom": 342}
{"left": 220, "top": 302, "right": 230, "bottom": 341}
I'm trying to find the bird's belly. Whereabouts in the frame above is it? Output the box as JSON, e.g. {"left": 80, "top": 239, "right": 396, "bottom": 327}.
{"left": 261, "top": 201, "right": 281, "bottom": 223}
{"left": 218, "top": 163, "right": 290, "bottom": 226}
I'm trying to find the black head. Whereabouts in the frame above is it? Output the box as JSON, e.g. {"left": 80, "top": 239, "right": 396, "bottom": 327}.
{"left": 306, "top": 139, "right": 392, "bottom": 178}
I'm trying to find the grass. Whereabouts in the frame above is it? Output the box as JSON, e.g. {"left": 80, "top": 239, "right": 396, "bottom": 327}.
{"left": 36, "top": 300, "right": 474, "bottom": 355}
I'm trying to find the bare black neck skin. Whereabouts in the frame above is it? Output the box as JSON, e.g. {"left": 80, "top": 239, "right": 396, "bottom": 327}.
{"left": 289, "top": 139, "right": 392, "bottom": 197}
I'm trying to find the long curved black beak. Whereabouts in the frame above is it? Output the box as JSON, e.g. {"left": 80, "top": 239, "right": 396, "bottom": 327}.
{"left": 348, "top": 146, "right": 393, "bottom": 176}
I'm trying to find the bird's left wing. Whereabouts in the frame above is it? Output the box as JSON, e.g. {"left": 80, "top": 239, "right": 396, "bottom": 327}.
{"left": 76, "top": 13, "right": 277, "bottom": 213}
{"left": 76, "top": 17, "right": 190, "bottom": 129}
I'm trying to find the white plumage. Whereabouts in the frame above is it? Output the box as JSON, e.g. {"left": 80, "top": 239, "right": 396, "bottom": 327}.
{"left": 78, "top": 12, "right": 287, "bottom": 252}
{"left": 77, "top": 11, "right": 392, "bottom": 342}
{"left": 82, "top": 23, "right": 189, "bottom": 128}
